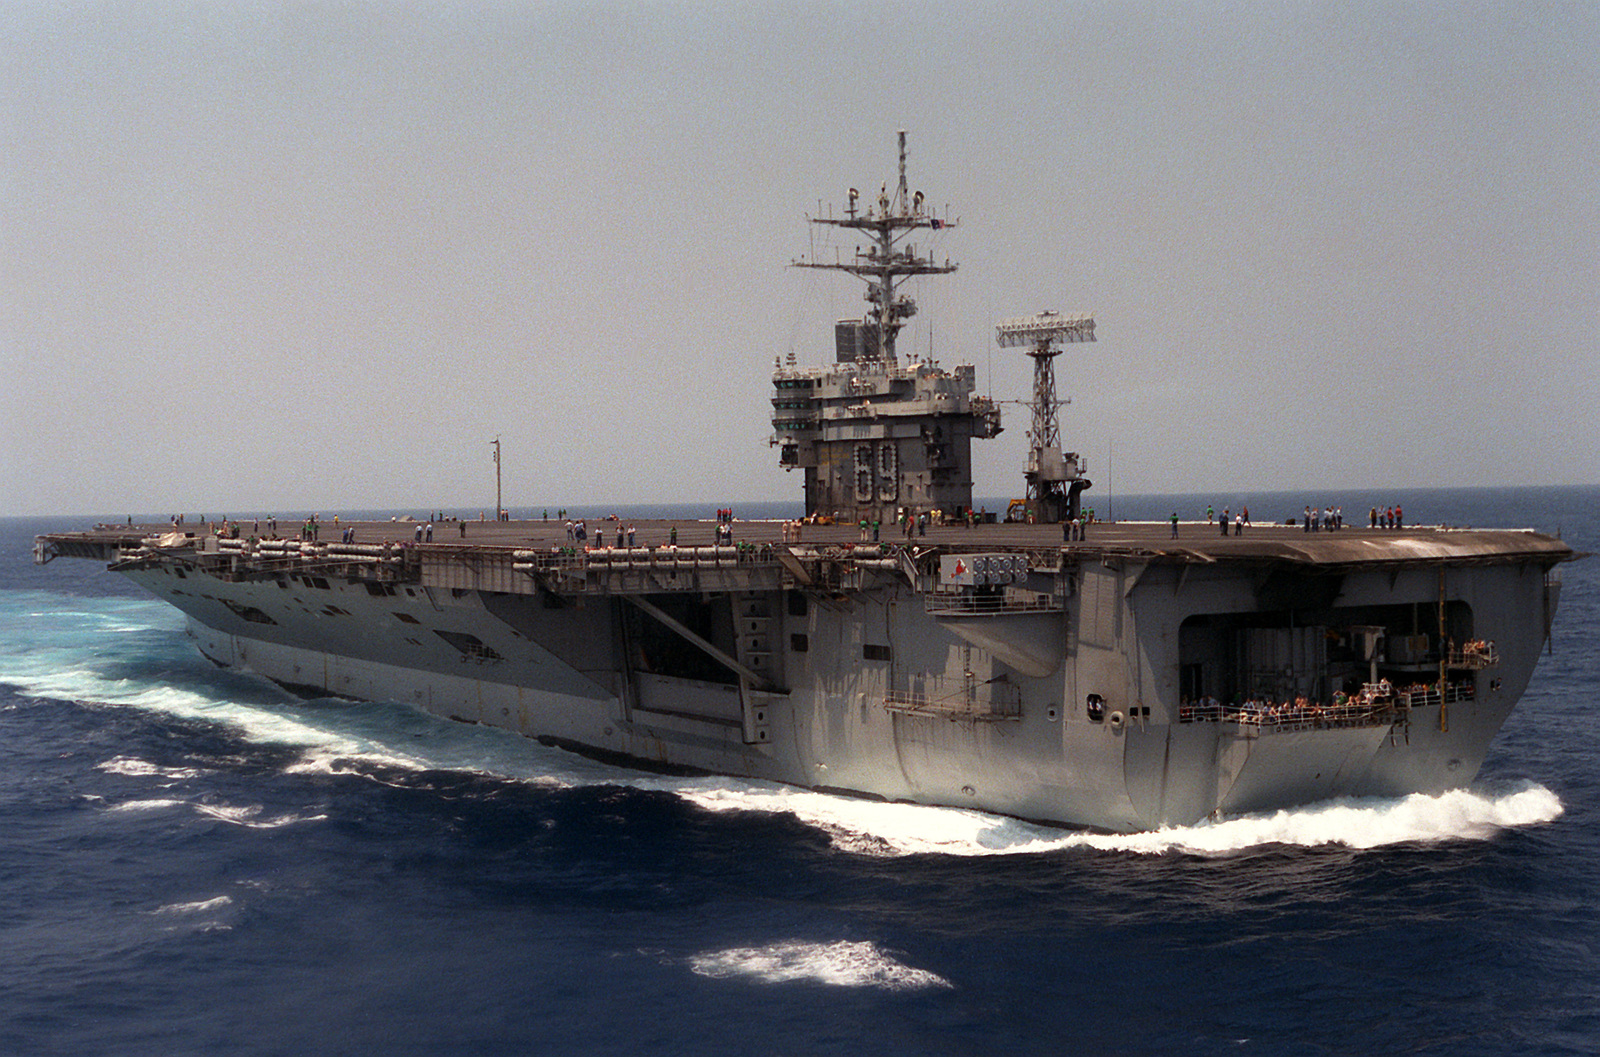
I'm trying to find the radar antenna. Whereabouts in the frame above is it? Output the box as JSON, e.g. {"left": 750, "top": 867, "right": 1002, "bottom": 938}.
{"left": 792, "top": 131, "right": 956, "bottom": 364}
{"left": 996, "top": 310, "right": 1096, "bottom": 523}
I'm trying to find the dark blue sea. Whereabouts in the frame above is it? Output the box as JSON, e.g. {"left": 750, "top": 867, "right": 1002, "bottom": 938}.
{"left": 3, "top": 485, "right": 1596, "bottom": 1057}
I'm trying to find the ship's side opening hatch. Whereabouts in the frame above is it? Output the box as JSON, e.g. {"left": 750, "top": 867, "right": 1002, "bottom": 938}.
{"left": 623, "top": 594, "right": 742, "bottom": 687}
{"left": 622, "top": 592, "right": 785, "bottom": 745}
{"left": 1177, "top": 599, "right": 1481, "bottom": 726}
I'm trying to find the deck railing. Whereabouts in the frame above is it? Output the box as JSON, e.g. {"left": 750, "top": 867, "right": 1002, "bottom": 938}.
{"left": 884, "top": 679, "right": 1022, "bottom": 720}
{"left": 923, "top": 591, "right": 1063, "bottom": 615}
{"left": 1447, "top": 642, "right": 1498, "bottom": 669}
{"left": 1179, "top": 679, "right": 1476, "bottom": 732}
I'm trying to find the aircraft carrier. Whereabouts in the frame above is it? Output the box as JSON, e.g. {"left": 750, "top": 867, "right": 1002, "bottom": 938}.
{"left": 34, "top": 134, "right": 1576, "bottom": 831}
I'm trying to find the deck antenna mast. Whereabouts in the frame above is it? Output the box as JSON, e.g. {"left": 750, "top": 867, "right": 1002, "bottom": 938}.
{"left": 793, "top": 130, "right": 955, "bottom": 364}
{"left": 995, "top": 310, "right": 1096, "bottom": 523}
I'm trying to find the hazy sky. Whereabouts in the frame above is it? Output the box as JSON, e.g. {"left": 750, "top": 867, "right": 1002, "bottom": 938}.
{"left": 4, "top": 1, "right": 1596, "bottom": 518}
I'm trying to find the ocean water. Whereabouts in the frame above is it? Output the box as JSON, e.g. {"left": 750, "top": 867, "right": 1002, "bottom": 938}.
{"left": 2, "top": 485, "right": 1596, "bottom": 1057}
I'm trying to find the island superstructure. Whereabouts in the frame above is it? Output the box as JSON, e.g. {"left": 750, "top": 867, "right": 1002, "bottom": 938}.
{"left": 35, "top": 134, "right": 1577, "bottom": 832}
{"left": 773, "top": 131, "right": 1000, "bottom": 525}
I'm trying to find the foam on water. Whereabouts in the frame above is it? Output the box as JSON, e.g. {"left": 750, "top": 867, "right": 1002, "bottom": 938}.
{"left": 152, "top": 896, "right": 233, "bottom": 915}
{"left": 663, "top": 776, "right": 1565, "bottom": 856}
{"left": 3, "top": 588, "right": 1568, "bottom": 858}
{"left": 687, "top": 940, "right": 951, "bottom": 991}
{"left": 107, "top": 798, "right": 189, "bottom": 813}
{"left": 103, "top": 792, "right": 325, "bottom": 828}
{"left": 149, "top": 894, "right": 238, "bottom": 934}
{"left": 1, "top": 588, "right": 628, "bottom": 782}
{"left": 190, "top": 802, "right": 328, "bottom": 828}
{"left": 97, "top": 756, "right": 208, "bottom": 781}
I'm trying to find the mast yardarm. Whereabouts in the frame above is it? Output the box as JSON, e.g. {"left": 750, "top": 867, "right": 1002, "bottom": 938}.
{"left": 792, "top": 130, "right": 956, "bottom": 363}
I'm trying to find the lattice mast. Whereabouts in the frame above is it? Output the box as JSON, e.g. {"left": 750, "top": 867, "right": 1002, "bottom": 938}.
{"left": 995, "top": 311, "right": 1097, "bottom": 522}
{"left": 1028, "top": 341, "right": 1062, "bottom": 455}
{"left": 793, "top": 130, "right": 956, "bottom": 362}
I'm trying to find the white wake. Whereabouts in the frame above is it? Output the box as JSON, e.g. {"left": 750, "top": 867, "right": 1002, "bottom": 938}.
{"left": 662, "top": 777, "right": 1563, "bottom": 857}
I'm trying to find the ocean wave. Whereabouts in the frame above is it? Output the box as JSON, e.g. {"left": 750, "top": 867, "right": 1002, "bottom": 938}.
{"left": 667, "top": 779, "right": 1564, "bottom": 857}
{"left": 152, "top": 895, "right": 233, "bottom": 915}
{"left": 668, "top": 783, "right": 1064, "bottom": 855}
{"left": 190, "top": 802, "right": 327, "bottom": 829}
{"left": 687, "top": 940, "right": 951, "bottom": 991}
{"left": 0, "top": 601, "right": 594, "bottom": 785}
{"left": 1100, "top": 781, "right": 1566, "bottom": 856}
{"left": 103, "top": 795, "right": 324, "bottom": 829}
{"left": 282, "top": 747, "right": 432, "bottom": 778}
{"left": 107, "top": 798, "right": 188, "bottom": 813}
{"left": 97, "top": 756, "right": 208, "bottom": 781}
{"left": 0, "top": 591, "right": 182, "bottom": 642}
{"left": 149, "top": 894, "right": 238, "bottom": 934}
{"left": 1, "top": 638, "right": 445, "bottom": 772}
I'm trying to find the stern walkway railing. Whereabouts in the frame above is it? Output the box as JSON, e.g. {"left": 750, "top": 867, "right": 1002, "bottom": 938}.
{"left": 1179, "top": 679, "right": 1476, "bottom": 732}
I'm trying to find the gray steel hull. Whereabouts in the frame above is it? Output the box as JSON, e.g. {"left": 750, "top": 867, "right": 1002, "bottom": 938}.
{"left": 117, "top": 542, "right": 1556, "bottom": 832}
